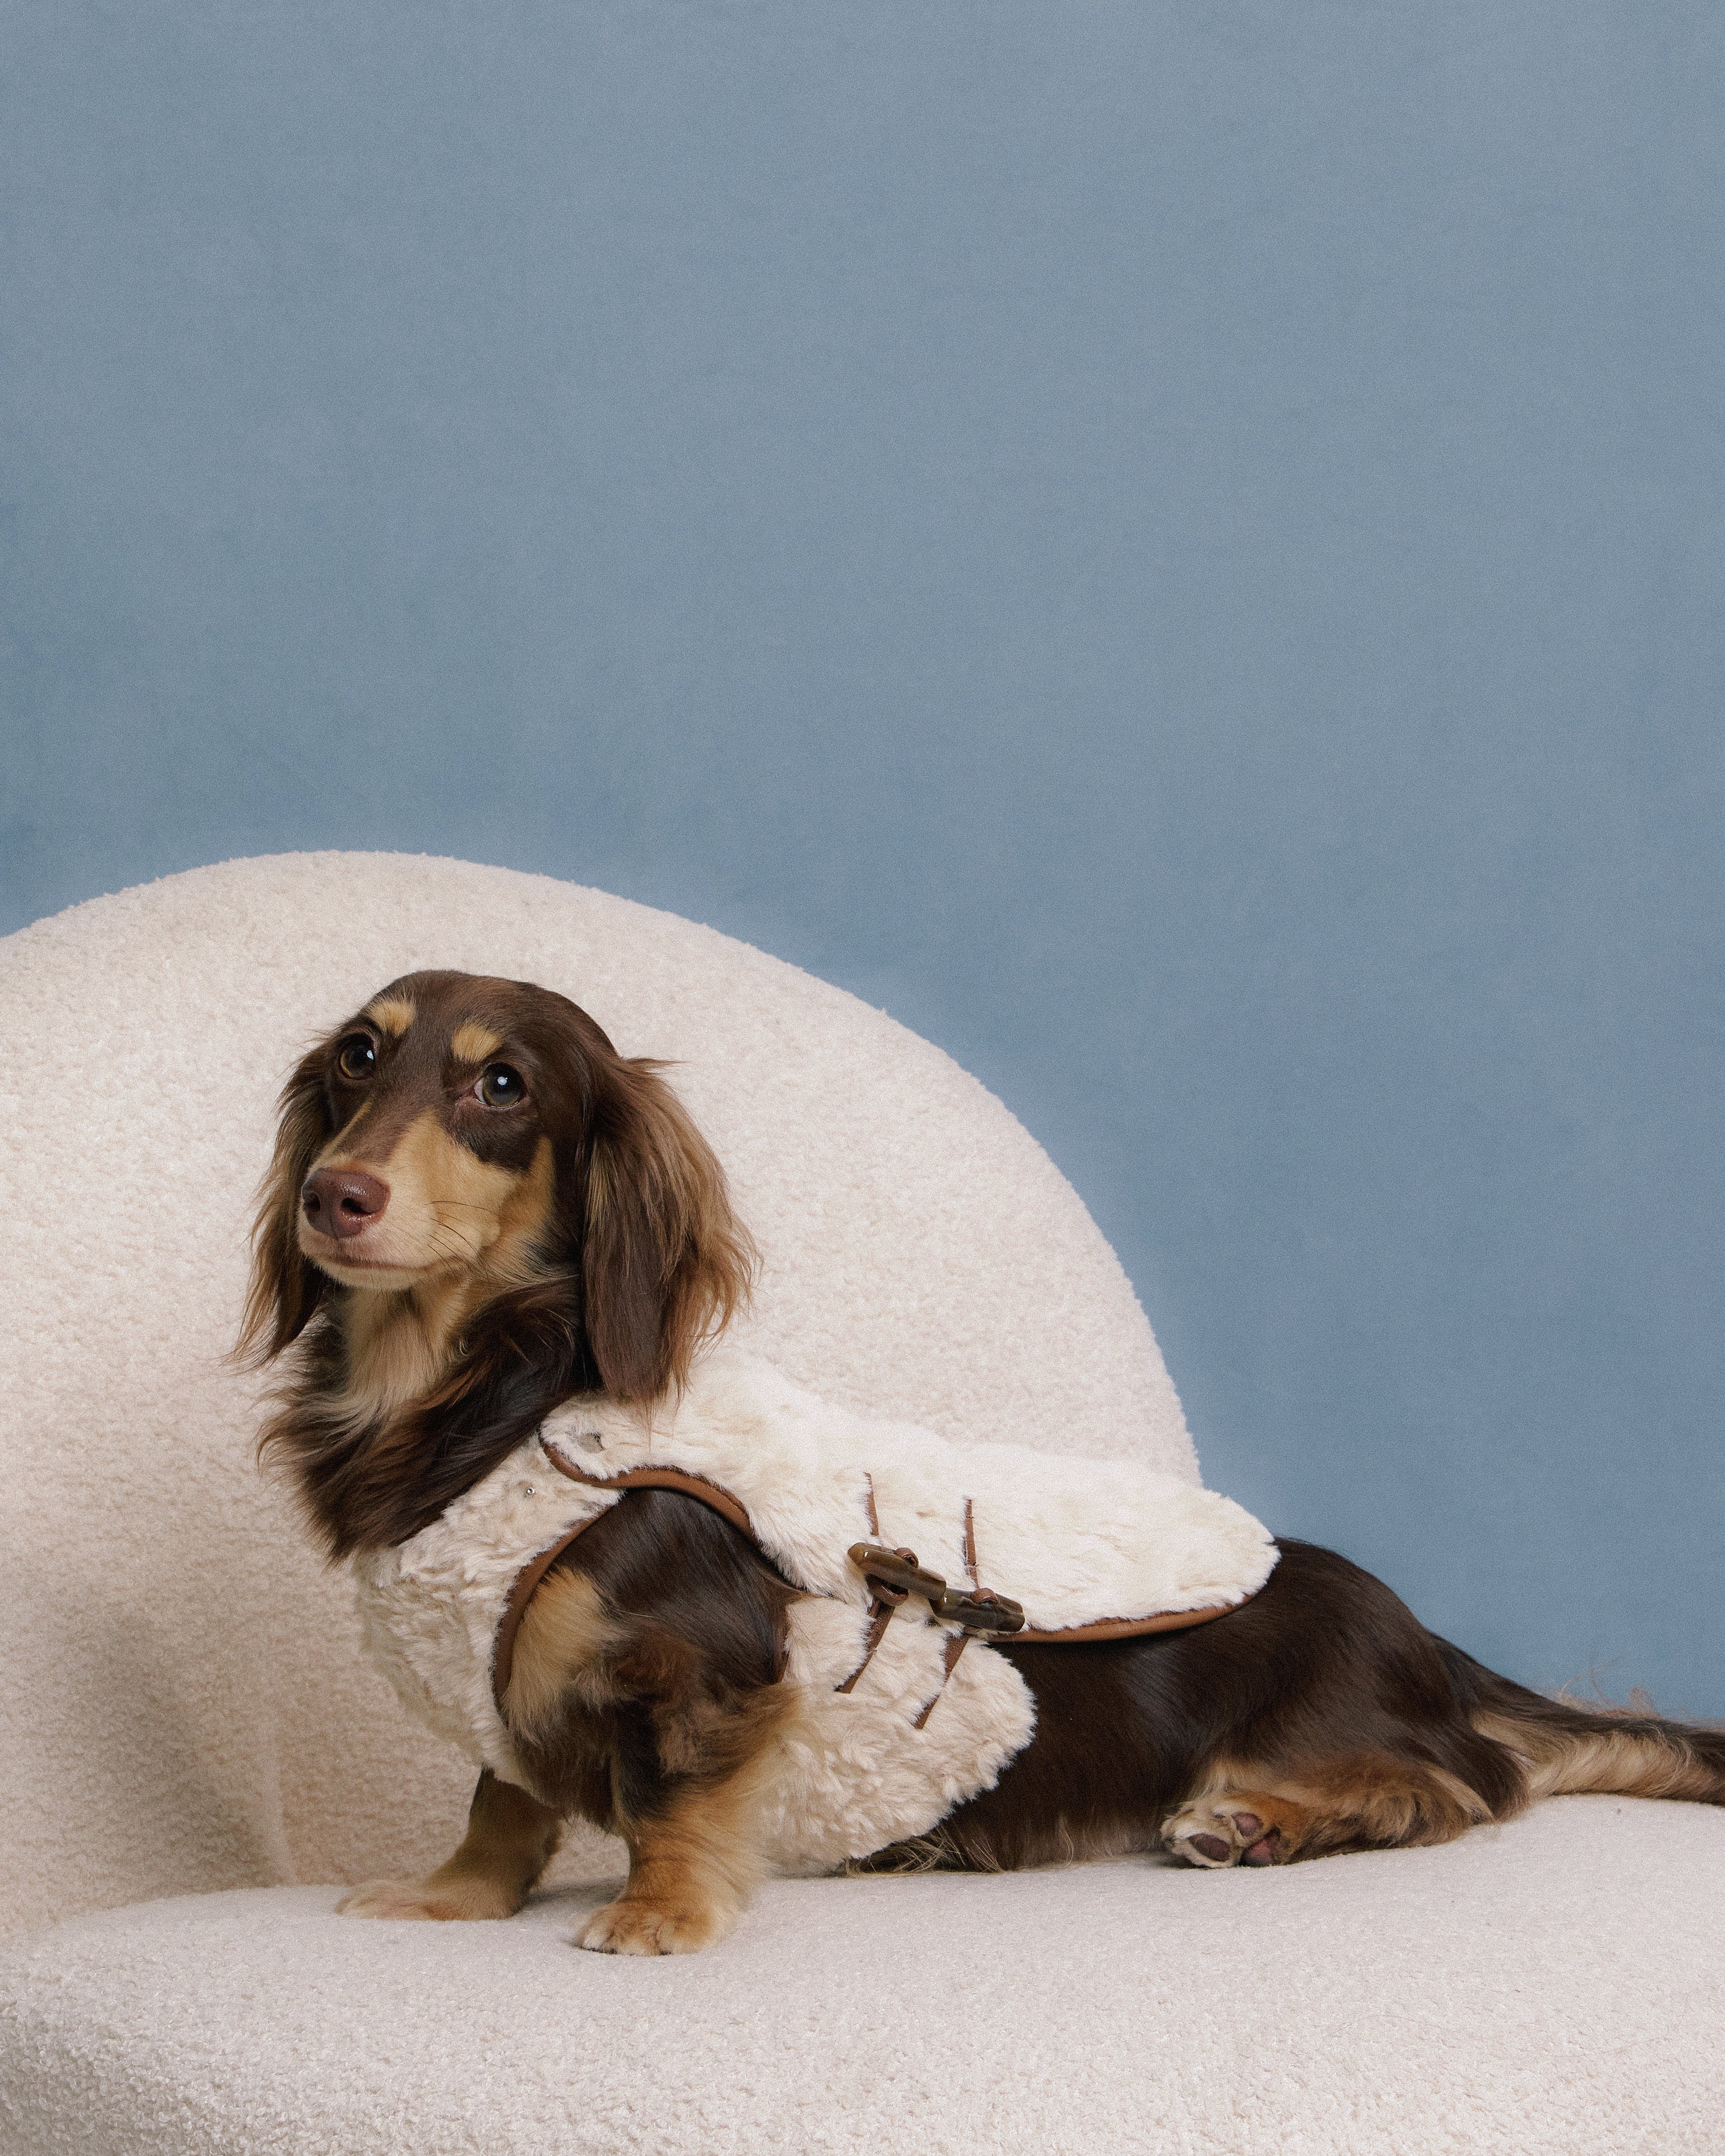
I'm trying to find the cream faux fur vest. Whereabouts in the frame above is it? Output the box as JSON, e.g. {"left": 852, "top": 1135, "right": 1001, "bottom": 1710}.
{"left": 352, "top": 1353, "right": 1278, "bottom": 1873}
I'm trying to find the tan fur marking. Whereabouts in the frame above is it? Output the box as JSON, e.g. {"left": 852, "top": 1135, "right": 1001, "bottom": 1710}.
{"left": 304, "top": 1111, "right": 555, "bottom": 1307}
{"left": 365, "top": 996, "right": 416, "bottom": 1037}
{"left": 479, "top": 1133, "right": 559, "bottom": 1285}
{"left": 313, "top": 1098, "right": 374, "bottom": 1160}
{"left": 338, "top": 1770, "right": 561, "bottom": 1923}
{"left": 451, "top": 1021, "right": 505, "bottom": 1063}
{"left": 299, "top": 1126, "right": 559, "bottom": 1429}
{"left": 1471, "top": 1710, "right": 1721, "bottom": 1804}
{"left": 338, "top": 1288, "right": 445, "bottom": 1419}
{"left": 504, "top": 1572, "right": 622, "bottom": 1741}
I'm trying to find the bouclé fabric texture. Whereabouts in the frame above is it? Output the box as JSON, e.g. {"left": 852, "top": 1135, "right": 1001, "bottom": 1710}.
{"left": 4, "top": 1801, "right": 1723, "bottom": 2156}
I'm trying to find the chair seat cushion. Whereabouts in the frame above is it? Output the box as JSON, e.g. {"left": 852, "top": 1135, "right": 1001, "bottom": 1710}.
{"left": 3, "top": 1797, "right": 1721, "bottom": 2156}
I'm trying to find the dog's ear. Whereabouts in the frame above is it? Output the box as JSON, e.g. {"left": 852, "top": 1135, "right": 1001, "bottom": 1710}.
{"left": 581, "top": 1059, "right": 756, "bottom": 1403}
{"left": 236, "top": 1050, "right": 332, "bottom": 1366}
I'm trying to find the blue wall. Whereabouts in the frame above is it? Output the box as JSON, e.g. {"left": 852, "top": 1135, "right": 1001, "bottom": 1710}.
{"left": 5, "top": 2, "right": 1722, "bottom": 1710}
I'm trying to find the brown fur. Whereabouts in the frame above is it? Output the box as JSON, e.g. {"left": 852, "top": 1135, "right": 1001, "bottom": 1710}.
{"left": 250, "top": 971, "right": 1725, "bottom": 1953}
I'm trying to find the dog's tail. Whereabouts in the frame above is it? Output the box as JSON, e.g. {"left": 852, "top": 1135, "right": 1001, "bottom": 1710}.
{"left": 1436, "top": 1637, "right": 1725, "bottom": 1806}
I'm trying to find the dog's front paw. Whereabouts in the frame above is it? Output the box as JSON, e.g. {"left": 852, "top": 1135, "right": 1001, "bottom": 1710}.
{"left": 1163, "top": 1801, "right": 1284, "bottom": 1870}
{"left": 576, "top": 1894, "right": 733, "bottom": 1955}
{"left": 337, "top": 1877, "right": 517, "bottom": 1921}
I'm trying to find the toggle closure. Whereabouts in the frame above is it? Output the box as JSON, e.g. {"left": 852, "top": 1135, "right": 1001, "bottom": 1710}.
{"left": 847, "top": 1542, "right": 1026, "bottom": 1635}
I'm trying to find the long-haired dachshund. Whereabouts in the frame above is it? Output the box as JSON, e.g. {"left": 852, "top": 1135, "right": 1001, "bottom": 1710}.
{"left": 241, "top": 970, "right": 1725, "bottom": 1954}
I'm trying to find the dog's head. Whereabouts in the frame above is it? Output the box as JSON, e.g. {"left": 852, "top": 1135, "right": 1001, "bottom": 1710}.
{"left": 239, "top": 970, "right": 754, "bottom": 1406}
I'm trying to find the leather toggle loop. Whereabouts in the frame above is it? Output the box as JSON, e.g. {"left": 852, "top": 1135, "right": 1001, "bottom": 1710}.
{"left": 846, "top": 1542, "right": 1027, "bottom": 1635}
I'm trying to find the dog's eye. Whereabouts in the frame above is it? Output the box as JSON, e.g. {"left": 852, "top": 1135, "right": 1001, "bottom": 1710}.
{"left": 335, "top": 1034, "right": 377, "bottom": 1082}
{"left": 477, "top": 1064, "right": 527, "bottom": 1108}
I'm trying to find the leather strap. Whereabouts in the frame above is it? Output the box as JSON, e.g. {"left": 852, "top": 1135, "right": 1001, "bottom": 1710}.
{"left": 1010, "top": 1604, "right": 1243, "bottom": 1643}
{"left": 834, "top": 1474, "right": 900, "bottom": 1693}
{"left": 835, "top": 1603, "right": 897, "bottom": 1694}
{"left": 913, "top": 1633, "right": 971, "bottom": 1729}
{"left": 911, "top": 1498, "right": 981, "bottom": 1729}
{"left": 492, "top": 1528, "right": 591, "bottom": 1706}
{"left": 546, "top": 1453, "right": 754, "bottom": 1535}
{"left": 491, "top": 1449, "right": 760, "bottom": 1709}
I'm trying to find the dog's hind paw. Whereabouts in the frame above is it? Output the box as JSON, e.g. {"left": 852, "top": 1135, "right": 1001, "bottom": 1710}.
{"left": 1163, "top": 1801, "right": 1284, "bottom": 1870}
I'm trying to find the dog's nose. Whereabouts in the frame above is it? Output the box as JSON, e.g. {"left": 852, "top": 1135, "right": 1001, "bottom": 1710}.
{"left": 302, "top": 1168, "right": 390, "bottom": 1241}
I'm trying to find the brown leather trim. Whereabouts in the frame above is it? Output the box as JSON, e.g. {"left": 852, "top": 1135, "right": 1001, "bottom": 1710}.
{"left": 492, "top": 1517, "right": 601, "bottom": 1709}
{"left": 832, "top": 1477, "right": 904, "bottom": 1694}
{"left": 962, "top": 1496, "right": 978, "bottom": 1586}
{"left": 543, "top": 1448, "right": 755, "bottom": 1537}
{"left": 493, "top": 1451, "right": 760, "bottom": 1711}
{"left": 912, "top": 1633, "right": 970, "bottom": 1730}
{"left": 1009, "top": 1598, "right": 1248, "bottom": 1644}
{"left": 834, "top": 1601, "right": 896, "bottom": 1694}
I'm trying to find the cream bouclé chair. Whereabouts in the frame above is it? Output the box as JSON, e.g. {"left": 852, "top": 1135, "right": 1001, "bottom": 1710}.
{"left": 1, "top": 854, "right": 1719, "bottom": 2156}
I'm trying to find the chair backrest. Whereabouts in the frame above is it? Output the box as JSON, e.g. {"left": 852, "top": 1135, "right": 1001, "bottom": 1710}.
{"left": 0, "top": 853, "right": 1193, "bottom": 1935}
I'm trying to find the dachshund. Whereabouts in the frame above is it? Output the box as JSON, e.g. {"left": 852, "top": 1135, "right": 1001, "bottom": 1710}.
{"left": 241, "top": 969, "right": 1725, "bottom": 1954}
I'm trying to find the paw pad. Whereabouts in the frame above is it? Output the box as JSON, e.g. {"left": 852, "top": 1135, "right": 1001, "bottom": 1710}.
{"left": 1165, "top": 1802, "right": 1285, "bottom": 1869}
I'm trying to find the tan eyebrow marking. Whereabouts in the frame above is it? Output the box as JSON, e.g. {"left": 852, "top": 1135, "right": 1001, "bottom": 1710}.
{"left": 451, "top": 1021, "right": 505, "bottom": 1063}
{"left": 365, "top": 997, "right": 416, "bottom": 1037}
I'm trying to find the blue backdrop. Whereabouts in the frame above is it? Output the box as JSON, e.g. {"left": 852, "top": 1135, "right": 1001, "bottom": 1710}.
{"left": 4, "top": 2, "right": 1721, "bottom": 1710}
